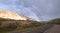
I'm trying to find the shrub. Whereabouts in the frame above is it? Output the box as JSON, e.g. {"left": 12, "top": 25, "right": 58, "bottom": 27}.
{"left": 1, "top": 22, "right": 17, "bottom": 29}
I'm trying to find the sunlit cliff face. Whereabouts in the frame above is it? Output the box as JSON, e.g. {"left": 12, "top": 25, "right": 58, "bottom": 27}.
{"left": 0, "top": 10, "right": 28, "bottom": 20}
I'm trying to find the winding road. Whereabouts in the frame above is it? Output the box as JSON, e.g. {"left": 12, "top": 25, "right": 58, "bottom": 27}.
{"left": 8, "top": 24, "right": 60, "bottom": 33}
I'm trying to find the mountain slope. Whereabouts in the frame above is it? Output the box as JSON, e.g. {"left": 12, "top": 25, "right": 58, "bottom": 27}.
{"left": 0, "top": 10, "right": 29, "bottom": 20}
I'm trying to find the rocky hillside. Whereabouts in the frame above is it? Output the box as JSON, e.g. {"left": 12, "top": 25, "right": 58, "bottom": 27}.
{"left": 0, "top": 10, "right": 30, "bottom": 20}
{"left": 0, "top": 10, "right": 40, "bottom": 28}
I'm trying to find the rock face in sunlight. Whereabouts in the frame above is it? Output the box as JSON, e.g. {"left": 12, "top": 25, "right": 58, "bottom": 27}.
{"left": 0, "top": 10, "right": 28, "bottom": 20}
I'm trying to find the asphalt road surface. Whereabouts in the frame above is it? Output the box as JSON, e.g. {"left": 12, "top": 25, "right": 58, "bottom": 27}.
{"left": 8, "top": 24, "right": 53, "bottom": 33}
{"left": 44, "top": 24, "right": 60, "bottom": 33}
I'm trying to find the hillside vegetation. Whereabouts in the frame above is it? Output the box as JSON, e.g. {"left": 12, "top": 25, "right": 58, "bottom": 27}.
{"left": 0, "top": 18, "right": 45, "bottom": 33}
{"left": 47, "top": 18, "right": 60, "bottom": 24}
{"left": 1, "top": 18, "right": 60, "bottom": 33}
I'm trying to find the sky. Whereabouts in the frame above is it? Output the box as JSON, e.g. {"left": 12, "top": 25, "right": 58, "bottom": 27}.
{"left": 0, "top": 0, "right": 60, "bottom": 21}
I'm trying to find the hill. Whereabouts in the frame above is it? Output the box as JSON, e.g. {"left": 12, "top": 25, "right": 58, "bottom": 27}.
{"left": 0, "top": 10, "right": 36, "bottom": 21}
{"left": 47, "top": 18, "right": 60, "bottom": 24}
{"left": 0, "top": 18, "right": 44, "bottom": 33}
{"left": 0, "top": 10, "right": 44, "bottom": 33}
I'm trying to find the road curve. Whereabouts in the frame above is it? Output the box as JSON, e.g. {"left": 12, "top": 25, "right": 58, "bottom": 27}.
{"left": 44, "top": 24, "right": 60, "bottom": 33}
{"left": 8, "top": 24, "right": 54, "bottom": 33}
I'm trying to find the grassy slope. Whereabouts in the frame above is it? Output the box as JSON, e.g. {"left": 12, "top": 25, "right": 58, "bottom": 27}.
{"left": 47, "top": 18, "right": 60, "bottom": 24}
{"left": 0, "top": 18, "right": 45, "bottom": 33}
